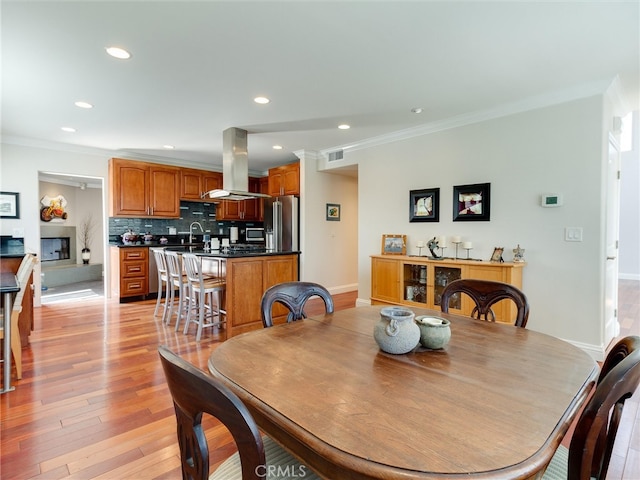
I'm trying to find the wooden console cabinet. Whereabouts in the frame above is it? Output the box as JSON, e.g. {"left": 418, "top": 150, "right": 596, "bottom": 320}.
{"left": 371, "top": 255, "right": 526, "bottom": 324}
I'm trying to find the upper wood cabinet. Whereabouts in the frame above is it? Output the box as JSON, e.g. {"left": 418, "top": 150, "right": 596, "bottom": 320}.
{"left": 216, "top": 177, "right": 262, "bottom": 221}
{"left": 109, "top": 158, "right": 180, "bottom": 218}
{"left": 180, "top": 168, "right": 222, "bottom": 201}
{"left": 268, "top": 161, "right": 300, "bottom": 197}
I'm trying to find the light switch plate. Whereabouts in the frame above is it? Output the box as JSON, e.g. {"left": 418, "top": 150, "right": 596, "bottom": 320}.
{"left": 565, "top": 227, "right": 583, "bottom": 242}
{"left": 12, "top": 227, "right": 25, "bottom": 237}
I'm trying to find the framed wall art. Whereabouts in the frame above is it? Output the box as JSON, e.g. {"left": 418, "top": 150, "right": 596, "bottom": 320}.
{"left": 453, "top": 183, "right": 490, "bottom": 221}
{"left": 409, "top": 188, "right": 439, "bottom": 223}
{"left": 381, "top": 234, "right": 407, "bottom": 255}
{"left": 0, "top": 191, "right": 20, "bottom": 219}
{"left": 326, "top": 203, "right": 341, "bottom": 221}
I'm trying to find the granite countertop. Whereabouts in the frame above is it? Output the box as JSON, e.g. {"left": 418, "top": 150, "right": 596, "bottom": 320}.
{"left": 164, "top": 246, "right": 300, "bottom": 258}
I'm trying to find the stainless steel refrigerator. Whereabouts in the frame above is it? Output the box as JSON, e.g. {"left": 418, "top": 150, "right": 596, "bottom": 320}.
{"left": 263, "top": 195, "right": 299, "bottom": 252}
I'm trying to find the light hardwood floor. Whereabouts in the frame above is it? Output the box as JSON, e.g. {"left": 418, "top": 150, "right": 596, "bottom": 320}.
{"left": 1, "top": 282, "right": 638, "bottom": 479}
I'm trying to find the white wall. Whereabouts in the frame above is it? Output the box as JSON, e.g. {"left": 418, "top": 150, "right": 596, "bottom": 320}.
{"left": 350, "top": 96, "right": 610, "bottom": 353}
{"left": 299, "top": 152, "right": 358, "bottom": 293}
{"left": 0, "top": 142, "right": 110, "bottom": 305}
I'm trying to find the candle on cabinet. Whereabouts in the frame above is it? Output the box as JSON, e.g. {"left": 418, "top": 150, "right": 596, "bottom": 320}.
{"left": 462, "top": 241, "right": 473, "bottom": 249}
{"left": 416, "top": 241, "right": 425, "bottom": 248}
{"left": 451, "top": 236, "right": 462, "bottom": 243}
{"left": 438, "top": 236, "right": 447, "bottom": 246}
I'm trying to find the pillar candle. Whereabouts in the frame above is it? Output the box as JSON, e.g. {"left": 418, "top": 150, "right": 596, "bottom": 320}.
{"left": 438, "top": 236, "right": 446, "bottom": 246}
{"left": 462, "top": 241, "right": 473, "bottom": 249}
{"left": 451, "top": 236, "right": 462, "bottom": 243}
{"left": 416, "top": 241, "right": 425, "bottom": 248}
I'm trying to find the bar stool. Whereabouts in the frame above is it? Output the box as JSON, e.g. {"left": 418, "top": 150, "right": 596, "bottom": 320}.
{"left": 165, "top": 250, "right": 190, "bottom": 331}
{"left": 182, "top": 253, "right": 226, "bottom": 341}
{"left": 151, "top": 248, "right": 170, "bottom": 323}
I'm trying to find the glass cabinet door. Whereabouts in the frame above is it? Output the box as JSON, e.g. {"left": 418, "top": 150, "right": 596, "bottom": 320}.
{"left": 402, "top": 263, "right": 427, "bottom": 304}
{"left": 434, "top": 266, "right": 462, "bottom": 308}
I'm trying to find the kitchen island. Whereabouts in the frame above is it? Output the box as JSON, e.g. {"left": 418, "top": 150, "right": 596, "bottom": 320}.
{"left": 165, "top": 246, "right": 299, "bottom": 338}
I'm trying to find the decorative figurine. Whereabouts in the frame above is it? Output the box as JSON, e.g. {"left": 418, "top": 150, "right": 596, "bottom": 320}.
{"left": 427, "top": 237, "right": 442, "bottom": 259}
{"left": 513, "top": 244, "right": 525, "bottom": 262}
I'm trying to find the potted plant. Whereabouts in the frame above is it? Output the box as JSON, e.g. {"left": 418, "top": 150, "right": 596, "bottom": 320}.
{"left": 78, "top": 214, "right": 95, "bottom": 264}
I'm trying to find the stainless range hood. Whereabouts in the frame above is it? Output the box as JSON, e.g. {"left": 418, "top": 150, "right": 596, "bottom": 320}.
{"left": 201, "top": 127, "right": 271, "bottom": 200}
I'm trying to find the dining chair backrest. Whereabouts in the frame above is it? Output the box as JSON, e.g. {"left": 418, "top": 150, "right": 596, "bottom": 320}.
{"left": 13, "top": 254, "right": 37, "bottom": 311}
{"left": 440, "top": 278, "right": 530, "bottom": 327}
{"left": 543, "top": 335, "right": 640, "bottom": 480}
{"left": 158, "top": 345, "right": 266, "bottom": 480}
{"left": 261, "top": 281, "right": 334, "bottom": 328}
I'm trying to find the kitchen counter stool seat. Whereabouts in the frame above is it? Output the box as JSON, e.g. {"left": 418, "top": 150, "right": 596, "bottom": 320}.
{"left": 182, "top": 253, "right": 226, "bottom": 341}
{"left": 164, "top": 250, "right": 190, "bottom": 331}
{"left": 151, "top": 248, "right": 170, "bottom": 323}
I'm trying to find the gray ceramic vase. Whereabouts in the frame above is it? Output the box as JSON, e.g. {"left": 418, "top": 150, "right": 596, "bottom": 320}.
{"left": 374, "top": 306, "right": 420, "bottom": 354}
{"left": 415, "top": 316, "right": 451, "bottom": 349}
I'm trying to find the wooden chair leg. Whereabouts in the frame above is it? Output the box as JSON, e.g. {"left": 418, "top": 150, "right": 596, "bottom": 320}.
{"left": 10, "top": 310, "right": 22, "bottom": 379}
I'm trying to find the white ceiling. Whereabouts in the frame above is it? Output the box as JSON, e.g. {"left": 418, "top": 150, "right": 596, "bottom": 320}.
{"left": 3, "top": 1, "right": 639, "bottom": 177}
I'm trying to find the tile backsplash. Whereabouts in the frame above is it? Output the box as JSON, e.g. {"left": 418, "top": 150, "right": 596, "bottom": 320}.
{"left": 108, "top": 201, "right": 262, "bottom": 243}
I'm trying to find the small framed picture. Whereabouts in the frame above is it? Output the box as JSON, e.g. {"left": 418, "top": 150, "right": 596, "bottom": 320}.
{"left": 409, "top": 188, "right": 439, "bottom": 223}
{"left": 381, "top": 234, "right": 407, "bottom": 255}
{"left": 0, "top": 192, "right": 20, "bottom": 219}
{"left": 490, "top": 247, "right": 504, "bottom": 262}
{"left": 453, "top": 183, "right": 490, "bottom": 222}
{"left": 326, "top": 203, "right": 340, "bottom": 221}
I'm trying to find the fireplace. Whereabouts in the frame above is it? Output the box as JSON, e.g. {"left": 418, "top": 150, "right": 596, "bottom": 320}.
{"left": 41, "top": 237, "right": 71, "bottom": 262}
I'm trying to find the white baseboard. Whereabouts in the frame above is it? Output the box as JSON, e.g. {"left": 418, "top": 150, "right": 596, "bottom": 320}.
{"left": 619, "top": 273, "right": 640, "bottom": 281}
{"left": 327, "top": 283, "right": 358, "bottom": 295}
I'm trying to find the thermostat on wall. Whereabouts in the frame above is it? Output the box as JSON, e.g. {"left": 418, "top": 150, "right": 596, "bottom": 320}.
{"left": 540, "top": 193, "right": 563, "bottom": 207}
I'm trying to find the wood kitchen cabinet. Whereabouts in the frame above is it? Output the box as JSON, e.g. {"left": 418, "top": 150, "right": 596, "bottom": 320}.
{"left": 109, "top": 158, "right": 180, "bottom": 218}
{"left": 180, "top": 168, "right": 222, "bottom": 201}
{"left": 268, "top": 161, "right": 300, "bottom": 197}
{"left": 216, "top": 177, "right": 261, "bottom": 221}
{"left": 110, "top": 246, "right": 148, "bottom": 301}
{"left": 371, "top": 255, "right": 525, "bottom": 324}
{"left": 224, "top": 253, "right": 299, "bottom": 337}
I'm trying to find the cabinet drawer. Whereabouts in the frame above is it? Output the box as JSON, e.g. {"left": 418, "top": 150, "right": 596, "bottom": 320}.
{"left": 122, "top": 249, "right": 147, "bottom": 261}
{"left": 121, "top": 277, "right": 148, "bottom": 296}
{"left": 122, "top": 261, "right": 146, "bottom": 277}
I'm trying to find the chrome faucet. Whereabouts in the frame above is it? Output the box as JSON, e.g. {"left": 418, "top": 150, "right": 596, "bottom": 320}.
{"left": 189, "top": 221, "right": 204, "bottom": 244}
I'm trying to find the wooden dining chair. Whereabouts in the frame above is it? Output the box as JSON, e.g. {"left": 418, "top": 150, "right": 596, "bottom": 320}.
{"left": 0, "top": 253, "right": 37, "bottom": 379}
{"left": 158, "top": 345, "right": 319, "bottom": 480}
{"left": 543, "top": 335, "right": 640, "bottom": 480}
{"left": 261, "top": 281, "right": 334, "bottom": 328}
{"left": 440, "top": 278, "right": 530, "bottom": 327}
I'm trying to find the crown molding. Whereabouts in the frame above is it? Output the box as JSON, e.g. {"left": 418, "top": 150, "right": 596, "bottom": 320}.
{"left": 323, "top": 79, "right": 615, "bottom": 156}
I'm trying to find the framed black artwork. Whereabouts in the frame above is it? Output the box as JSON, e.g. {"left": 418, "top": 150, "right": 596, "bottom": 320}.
{"left": 453, "top": 183, "right": 490, "bottom": 222}
{"left": 409, "top": 188, "right": 439, "bottom": 223}
{"left": 0, "top": 192, "right": 20, "bottom": 219}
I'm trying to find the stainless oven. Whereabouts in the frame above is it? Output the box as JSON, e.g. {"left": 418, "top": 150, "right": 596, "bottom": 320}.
{"left": 245, "top": 227, "right": 265, "bottom": 243}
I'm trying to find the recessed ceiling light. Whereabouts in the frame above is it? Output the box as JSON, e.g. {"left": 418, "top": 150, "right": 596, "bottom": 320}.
{"left": 61, "top": 127, "right": 76, "bottom": 132}
{"left": 411, "top": 107, "right": 423, "bottom": 114}
{"left": 75, "top": 101, "right": 93, "bottom": 109}
{"left": 163, "top": 145, "right": 175, "bottom": 149}
{"left": 254, "top": 96, "right": 270, "bottom": 104}
{"left": 272, "top": 145, "right": 283, "bottom": 150}
{"left": 338, "top": 124, "right": 350, "bottom": 130}
{"left": 106, "top": 46, "right": 131, "bottom": 59}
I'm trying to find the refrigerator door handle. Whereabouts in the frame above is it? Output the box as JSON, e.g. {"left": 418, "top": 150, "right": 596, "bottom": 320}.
{"left": 273, "top": 200, "right": 282, "bottom": 251}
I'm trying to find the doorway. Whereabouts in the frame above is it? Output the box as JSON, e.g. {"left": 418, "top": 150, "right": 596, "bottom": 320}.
{"left": 38, "top": 172, "right": 106, "bottom": 304}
